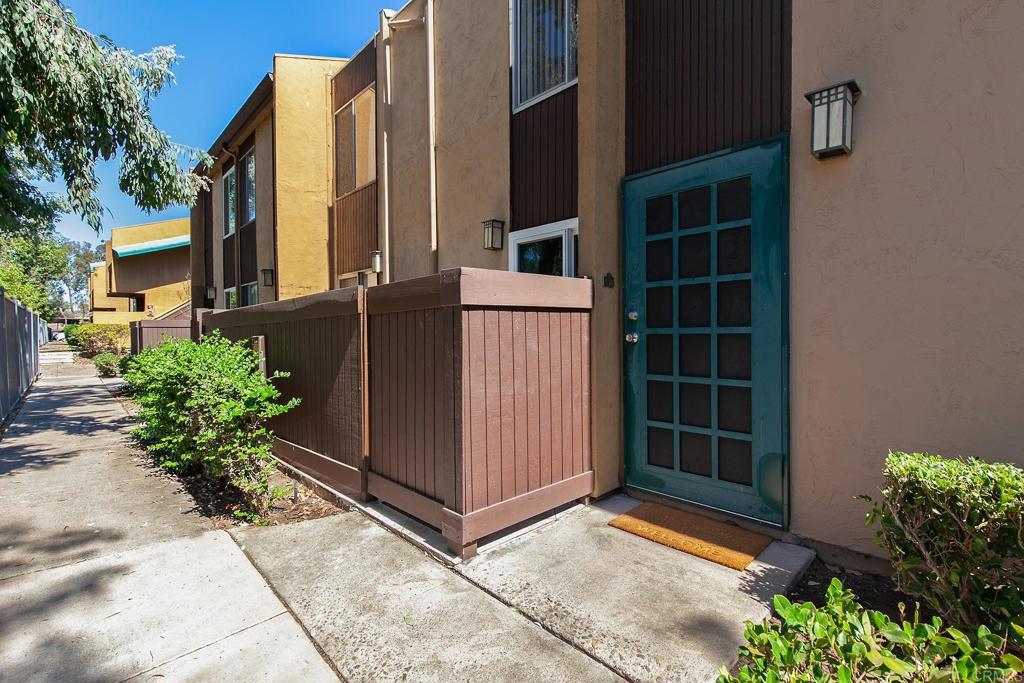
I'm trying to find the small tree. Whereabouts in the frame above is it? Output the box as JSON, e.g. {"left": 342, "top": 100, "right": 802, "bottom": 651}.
{"left": 0, "top": 231, "right": 69, "bottom": 318}
{"left": 0, "top": 0, "right": 211, "bottom": 236}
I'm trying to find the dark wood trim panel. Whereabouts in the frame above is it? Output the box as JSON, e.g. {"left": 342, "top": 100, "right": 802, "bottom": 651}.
{"left": 625, "top": 0, "right": 792, "bottom": 174}
{"left": 335, "top": 180, "right": 377, "bottom": 276}
{"left": 205, "top": 286, "right": 361, "bottom": 328}
{"left": 274, "top": 437, "right": 363, "bottom": 500}
{"left": 511, "top": 84, "right": 578, "bottom": 230}
{"left": 332, "top": 41, "right": 376, "bottom": 111}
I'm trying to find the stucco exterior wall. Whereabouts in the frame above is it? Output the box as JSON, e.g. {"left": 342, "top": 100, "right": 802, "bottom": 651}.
{"left": 380, "top": 0, "right": 434, "bottom": 282}
{"left": 254, "top": 116, "right": 276, "bottom": 303}
{"left": 789, "top": 0, "right": 1024, "bottom": 556}
{"left": 91, "top": 311, "right": 148, "bottom": 324}
{"left": 432, "top": 0, "right": 508, "bottom": 272}
{"left": 578, "top": 0, "right": 626, "bottom": 496}
{"left": 273, "top": 54, "right": 343, "bottom": 300}
{"left": 88, "top": 264, "right": 130, "bottom": 314}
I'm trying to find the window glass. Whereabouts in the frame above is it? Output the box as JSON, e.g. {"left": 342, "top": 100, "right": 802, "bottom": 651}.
{"left": 223, "top": 168, "right": 237, "bottom": 236}
{"left": 240, "top": 152, "right": 256, "bottom": 225}
{"left": 224, "top": 287, "right": 237, "bottom": 310}
{"left": 242, "top": 282, "right": 258, "bottom": 307}
{"left": 517, "top": 235, "right": 563, "bottom": 275}
{"left": 515, "top": 0, "right": 578, "bottom": 107}
{"left": 334, "top": 104, "right": 354, "bottom": 197}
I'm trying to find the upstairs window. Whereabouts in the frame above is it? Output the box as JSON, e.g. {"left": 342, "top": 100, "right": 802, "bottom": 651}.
{"left": 223, "top": 166, "right": 237, "bottom": 237}
{"left": 334, "top": 86, "right": 376, "bottom": 198}
{"left": 513, "top": 0, "right": 578, "bottom": 111}
{"left": 239, "top": 150, "right": 256, "bottom": 225}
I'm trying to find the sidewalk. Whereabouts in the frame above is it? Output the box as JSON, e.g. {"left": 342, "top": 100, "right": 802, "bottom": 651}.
{"left": 0, "top": 365, "right": 337, "bottom": 682}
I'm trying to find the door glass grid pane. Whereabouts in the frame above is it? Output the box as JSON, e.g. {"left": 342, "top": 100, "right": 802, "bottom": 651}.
{"left": 643, "top": 177, "right": 754, "bottom": 487}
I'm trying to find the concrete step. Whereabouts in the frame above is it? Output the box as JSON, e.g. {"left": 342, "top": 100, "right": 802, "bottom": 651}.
{"left": 38, "top": 352, "right": 74, "bottom": 364}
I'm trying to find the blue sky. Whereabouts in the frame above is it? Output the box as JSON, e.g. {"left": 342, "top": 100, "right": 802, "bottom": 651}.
{"left": 51, "top": 0, "right": 385, "bottom": 247}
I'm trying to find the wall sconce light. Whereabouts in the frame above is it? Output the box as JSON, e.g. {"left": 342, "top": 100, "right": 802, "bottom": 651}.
{"left": 261, "top": 269, "right": 275, "bottom": 287}
{"left": 482, "top": 219, "right": 505, "bottom": 251}
{"left": 805, "top": 80, "right": 861, "bottom": 158}
{"left": 370, "top": 250, "right": 383, "bottom": 274}
{"left": 205, "top": 286, "right": 217, "bottom": 301}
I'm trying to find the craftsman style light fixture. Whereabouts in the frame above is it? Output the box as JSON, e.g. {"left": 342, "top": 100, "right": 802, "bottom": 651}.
{"left": 261, "top": 269, "right": 275, "bottom": 287}
{"left": 205, "top": 286, "right": 217, "bottom": 302}
{"left": 370, "top": 250, "right": 383, "bottom": 274}
{"left": 482, "top": 219, "right": 505, "bottom": 251}
{"left": 805, "top": 80, "right": 861, "bottom": 158}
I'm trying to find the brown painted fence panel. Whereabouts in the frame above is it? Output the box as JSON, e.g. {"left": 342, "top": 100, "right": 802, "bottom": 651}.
{"left": 195, "top": 269, "right": 593, "bottom": 559}
{"left": 1, "top": 290, "right": 42, "bottom": 424}
{"left": 130, "top": 320, "right": 192, "bottom": 355}
{"left": 203, "top": 288, "right": 367, "bottom": 499}
{"left": 366, "top": 268, "right": 594, "bottom": 557}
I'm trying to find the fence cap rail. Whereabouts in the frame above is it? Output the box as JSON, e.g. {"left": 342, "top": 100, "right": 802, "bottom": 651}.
{"left": 205, "top": 285, "right": 363, "bottom": 329}
{"left": 130, "top": 319, "right": 192, "bottom": 329}
{"left": 366, "top": 267, "right": 593, "bottom": 315}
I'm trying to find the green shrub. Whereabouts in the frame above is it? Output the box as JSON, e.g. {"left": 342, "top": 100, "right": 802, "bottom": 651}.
{"left": 93, "top": 352, "right": 120, "bottom": 377}
{"left": 864, "top": 451, "right": 1024, "bottom": 646}
{"left": 123, "top": 332, "right": 297, "bottom": 518}
{"left": 78, "top": 323, "right": 130, "bottom": 356}
{"left": 719, "top": 579, "right": 1022, "bottom": 682}
{"left": 63, "top": 323, "right": 82, "bottom": 349}
{"left": 117, "top": 353, "right": 134, "bottom": 377}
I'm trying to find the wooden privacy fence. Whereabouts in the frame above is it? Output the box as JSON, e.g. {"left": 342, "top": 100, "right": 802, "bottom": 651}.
{"left": 129, "top": 319, "right": 193, "bottom": 355}
{"left": 202, "top": 268, "right": 593, "bottom": 558}
{"left": 1, "top": 289, "right": 43, "bottom": 424}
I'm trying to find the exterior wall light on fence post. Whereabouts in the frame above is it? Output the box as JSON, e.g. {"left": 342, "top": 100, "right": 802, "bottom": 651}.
{"left": 261, "top": 269, "right": 275, "bottom": 287}
{"left": 805, "top": 80, "right": 861, "bottom": 158}
{"left": 370, "top": 250, "right": 383, "bottom": 274}
{"left": 482, "top": 219, "right": 505, "bottom": 251}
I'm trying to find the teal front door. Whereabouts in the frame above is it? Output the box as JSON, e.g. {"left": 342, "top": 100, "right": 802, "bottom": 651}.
{"left": 623, "top": 138, "right": 788, "bottom": 525}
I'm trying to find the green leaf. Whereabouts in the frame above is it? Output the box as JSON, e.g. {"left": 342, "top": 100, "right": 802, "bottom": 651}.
{"left": 1001, "top": 653, "right": 1024, "bottom": 672}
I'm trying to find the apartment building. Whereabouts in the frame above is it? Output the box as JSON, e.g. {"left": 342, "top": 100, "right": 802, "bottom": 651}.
{"left": 190, "top": 54, "right": 345, "bottom": 311}
{"left": 197, "top": 0, "right": 1024, "bottom": 561}
{"left": 90, "top": 217, "right": 190, "bottom": 323}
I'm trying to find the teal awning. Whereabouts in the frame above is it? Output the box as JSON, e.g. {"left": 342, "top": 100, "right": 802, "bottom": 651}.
{"left": 112, "top": 234, "right": 190, "bottom": 258}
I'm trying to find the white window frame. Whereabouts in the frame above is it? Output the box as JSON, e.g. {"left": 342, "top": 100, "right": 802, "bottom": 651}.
{"left": 242, "top": 281, "right": 258, "bottom": 307}
{"left": 511, "top": 0, "right": 579, "bottom": 113}
{"left": 508, "top": 217, "right": 578, "bottom": 277}
{"left": 223, "top": 286, "right": 237, "bottom": 310}
{"left": 223, "top": 166, "right": 237, "bottom": 237}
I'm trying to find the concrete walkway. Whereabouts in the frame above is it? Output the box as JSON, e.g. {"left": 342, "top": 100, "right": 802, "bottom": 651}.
{"left": 1, "top": 362, "right": 813, "bottom": 683}
{"left": 0, "top": 365, "right": 337, "bottom": 682}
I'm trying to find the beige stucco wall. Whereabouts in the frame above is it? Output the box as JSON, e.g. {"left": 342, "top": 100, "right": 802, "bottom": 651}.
{"left": 578, "top": 0, "right": 626, "bottom": 497}
{"left": 789, "top": 0, "right": 1024, "bottom": 556}
{"left": 273, "top": 54, "right": 344, "bottom": 299}
{"left": 432, "top": 0, "right": 508, "bottom": 272}
{"left": 254, "top": 115, "right": 276, "bottom": 303}
{"left": 91, "top": 311, "right": 148, "bottom": 324}
{"left": 379, "top": 1, "right": 434, "bottom": 282}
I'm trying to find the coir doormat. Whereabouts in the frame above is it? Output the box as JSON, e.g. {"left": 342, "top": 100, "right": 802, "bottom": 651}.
{"left": 608, "top": 502, "right": 771, "bottom": 571}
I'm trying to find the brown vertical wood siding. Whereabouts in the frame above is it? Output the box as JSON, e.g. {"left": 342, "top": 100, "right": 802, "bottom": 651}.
{"left": 204, "top": 289, "right": 366, "bottom": 497}
{"left": 130, "top": 320, "right": 192, "bottom": 355}
{"left": 239, "top": 222, "right": 257, "bottom": 285}
{"left": 511, "top": 84, "right": 578, "bottom": 230}
{"left": 625, "top": 0, "right": 792, "bottom": 174}
{"left": 332, "top": 42, "right": 376, "bottom": 110}
{"left": 203, "top": 191, "right": 213, "bottom": 296}
{"left": 335, "top": 180, "right": 377, "bottom": 276}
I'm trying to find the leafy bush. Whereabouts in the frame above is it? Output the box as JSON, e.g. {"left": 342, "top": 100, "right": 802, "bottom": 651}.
{"left": 864, "top": 451, "right": 1024, "bottom": 647}
{"left": 63, "top": 323, "right": 82, "bottom": 349}
{"left": 93, "top": 352, "right": 120, "bottom": 377}
{"left": 117, "top": 353, "right": 134, "bottom": 377}
{"left": 78, "top": 323, "right": 130, "bottom": 356}
{"left": 720, "top": 579, "right": 1022, "bottom": 682}
{"left": 123, "top": 332, "right": 297, "bottom": 518}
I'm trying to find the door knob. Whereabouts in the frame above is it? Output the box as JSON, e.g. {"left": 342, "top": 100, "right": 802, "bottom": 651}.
{"left": 625, "top": 332, "right": 639, "bottom": 344}
{"left": 627, "top": 311, "right": 639, "bottom": 321}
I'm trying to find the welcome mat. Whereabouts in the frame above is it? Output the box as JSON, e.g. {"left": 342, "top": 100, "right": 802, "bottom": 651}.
{"left": 608, "top": 502, "right": 771, "bottom": 571}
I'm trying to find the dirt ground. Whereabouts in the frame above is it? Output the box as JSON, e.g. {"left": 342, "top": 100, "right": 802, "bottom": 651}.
{"left": 788, "top": 558, "right": 934, "bottom": 621}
